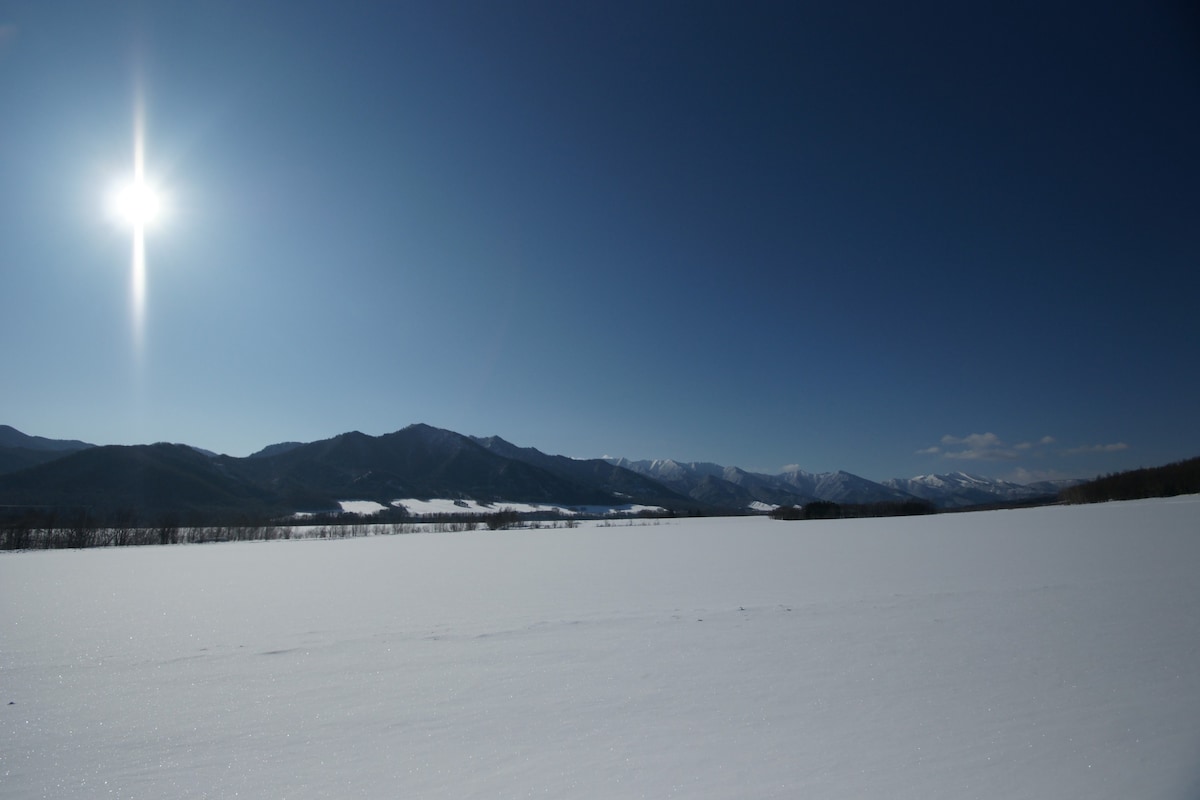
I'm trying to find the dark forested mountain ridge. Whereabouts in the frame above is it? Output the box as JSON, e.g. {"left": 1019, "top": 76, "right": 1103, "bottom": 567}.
{"left": 0, "top": 443, "right": 278, "bottom": 516}
{"left": 0, "top": 425, "right": 94, "bottom": 453}
{"left": 232, "top": 425, "right": 622, "bottom": 507}
{"left": 0, "top": 425, "right": 96, "bottom": 476}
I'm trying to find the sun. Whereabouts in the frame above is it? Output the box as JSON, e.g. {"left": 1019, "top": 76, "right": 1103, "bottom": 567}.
{"left": 109, "top": 85, "right": 174, "bottom": 354}
{"left": 109, "top": 178, "right": 164, "bottom": 229}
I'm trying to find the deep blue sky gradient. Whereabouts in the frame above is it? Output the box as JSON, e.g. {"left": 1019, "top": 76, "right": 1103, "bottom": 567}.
{"left": 1, "top": 1, "right": 1197, "bottom": 481}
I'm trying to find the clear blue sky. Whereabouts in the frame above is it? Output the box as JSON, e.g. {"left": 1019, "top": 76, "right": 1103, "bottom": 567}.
{"left": 2, "top": 1, "right": 1197, "bottom": 482}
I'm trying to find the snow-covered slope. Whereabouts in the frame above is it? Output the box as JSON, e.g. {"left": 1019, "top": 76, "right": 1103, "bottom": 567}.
{"left": 3, "top": 496, "right": 1198, "bottom": 798}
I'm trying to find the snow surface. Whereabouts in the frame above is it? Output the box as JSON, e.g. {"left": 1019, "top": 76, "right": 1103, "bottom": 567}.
{"left": 337, "top": 499, "right": 390, "bottom": 516}
{"left": 3, "top": 497, "right": 1200, "bottom": 798}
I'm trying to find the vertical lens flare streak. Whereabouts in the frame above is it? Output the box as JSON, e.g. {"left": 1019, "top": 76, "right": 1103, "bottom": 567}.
{"left": 130, "top": 95, "right": 148, "bottom": 355}
{"left": 106, "top": 88, "right": 164, "bottom": 354}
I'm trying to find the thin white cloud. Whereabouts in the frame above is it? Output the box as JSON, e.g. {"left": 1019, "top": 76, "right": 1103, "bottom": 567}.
{"left": 922, "top": 432, "right": 1057, "bottom": 462}
{"left": 933, "top": 432, "right": 1018, "bottom": 461}
{"left": 921, "top": 433, "right": 1129, "bottom": 464}
{"left": 941, "top": 432, "right": 1001, "bottom": 448}
{"left": 944, "top": 447, "right": 1019, "bottom": 461}
{"left": 1063, "top": 442, "right": 1129, "bottom": 456}
{"left": 1008, "top": 467, "right": 1075, "bottom": 484}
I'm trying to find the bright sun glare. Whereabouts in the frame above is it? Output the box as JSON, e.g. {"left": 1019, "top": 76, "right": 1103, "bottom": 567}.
{"left": 109, "top": 90, "right": 167, "bottom": 355}
{"left": 109, "top": 179, "right": 163, "bottom": 229}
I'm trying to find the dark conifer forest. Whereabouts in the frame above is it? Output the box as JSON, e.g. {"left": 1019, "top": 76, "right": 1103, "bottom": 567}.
{"left": 1058, "top": 457, "right": 1200, "bottom": 504}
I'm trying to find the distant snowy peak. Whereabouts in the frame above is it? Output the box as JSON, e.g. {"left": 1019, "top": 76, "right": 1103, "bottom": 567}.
{"left": 609, "top": 458, "right": 725, "bottom": 484}
{"left": 903, "top": 472, "right": 1029, "bottom": 492}
{"left": 882, "top": 472, "right": 1056, "bottom": 508}
{"left": 778, "top": 466, "right": 816, "bottom": 479}
{"left": 645, "top": 459, "right": 689, "bottom": 482}
{"left": 910, "top": 471, "right": 1008, "bottom": 488}
{"left": 603, "top": 456, "right": 1074, "bottom": 511}
{"left": 813, "top": 471, "right": 913, "bottom": 504}
{"left": 603, "top": 457, "right": 908, "bottom": 508}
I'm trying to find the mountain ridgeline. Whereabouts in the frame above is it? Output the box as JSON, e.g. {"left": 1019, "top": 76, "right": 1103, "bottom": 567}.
{"left": 0, "top": 425, "right": 696, "bottom": 522}
{"left": 600, "top": 458, "right": 1063, "bottom": 511}
{"left": 0, "top": 424, "right": 94, "bottom": 475}
{"left": 6, "top": 422, "right": 1180, "bottom": 528}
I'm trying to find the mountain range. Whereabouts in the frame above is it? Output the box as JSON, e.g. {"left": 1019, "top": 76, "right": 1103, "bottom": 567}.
{"left": 602, "top": 458, "right": 1070, "bottom": 510}
{"left": 0, "top": 423, "right": 1072, "bottom": 521}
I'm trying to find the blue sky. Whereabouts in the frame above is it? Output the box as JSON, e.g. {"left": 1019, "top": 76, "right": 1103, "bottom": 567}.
{"left": 1, "top": 1, "right": 1197, "bottom": 482}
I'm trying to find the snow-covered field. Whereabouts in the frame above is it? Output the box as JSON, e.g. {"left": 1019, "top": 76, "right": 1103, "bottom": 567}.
{"left": 3, "top": 497, "right": 1199, "bottom": 798}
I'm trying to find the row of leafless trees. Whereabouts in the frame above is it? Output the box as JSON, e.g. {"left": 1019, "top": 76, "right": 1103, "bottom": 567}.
{"left": 1, "top": 509, "right": 580, "bottom": 550}
{"left": 1, "top": 508, "right": 163, "bottom": 549}
{"left": 769, "top": 499, "right": 937, "bottom": 520}
{"left": 0, "top": 508, "right": 288, "bottom": 549}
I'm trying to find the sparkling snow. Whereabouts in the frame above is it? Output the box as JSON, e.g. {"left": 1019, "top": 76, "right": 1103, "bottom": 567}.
{"left": 2, "top": 496, "right": 1199, "bottom": 798}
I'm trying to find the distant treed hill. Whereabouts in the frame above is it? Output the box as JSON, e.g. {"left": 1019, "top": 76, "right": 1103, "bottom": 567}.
{"left": 0, "top": 446, "right": 76, "bottom": 476}
{"left": 0, "top": 424, "right": 94, "bottom": 475}
{"left": 0, "top": 443, "right": 281, "bottom": 517}
{"left": 0, "top": 424, "right": 93, "bottom": 453}
{"left": 1058, "top": 457, "right": 1200, "bottom": 504}
{"left": 231, "top": 425, "right": 624, "bottom": 507}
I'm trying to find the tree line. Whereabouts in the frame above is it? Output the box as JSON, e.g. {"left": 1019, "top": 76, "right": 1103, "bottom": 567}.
{"left": 769, "top": 499, "right": 936, "bottom": 521}
{"left": 0, "top": 503, "right": 625, "bottom": 550}
{"left": 0, "top": 506, "right": 288, "bottom": 550}
{"left": 1057, "top": 456, "right": 1200, "bottom": 504}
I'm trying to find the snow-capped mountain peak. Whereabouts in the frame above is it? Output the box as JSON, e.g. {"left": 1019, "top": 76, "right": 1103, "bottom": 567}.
{"left": 882, "top": 472, "right": 1057, "bottom": 508}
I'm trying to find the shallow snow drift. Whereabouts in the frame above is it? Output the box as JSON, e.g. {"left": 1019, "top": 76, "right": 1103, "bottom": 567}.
{"left": 3, "top": 497, "right": 1199, "bottom": 798}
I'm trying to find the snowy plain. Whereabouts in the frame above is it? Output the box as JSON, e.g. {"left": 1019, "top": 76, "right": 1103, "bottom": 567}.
{"left": 2, "top": 496, "right": 1199, "bottom": 799}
